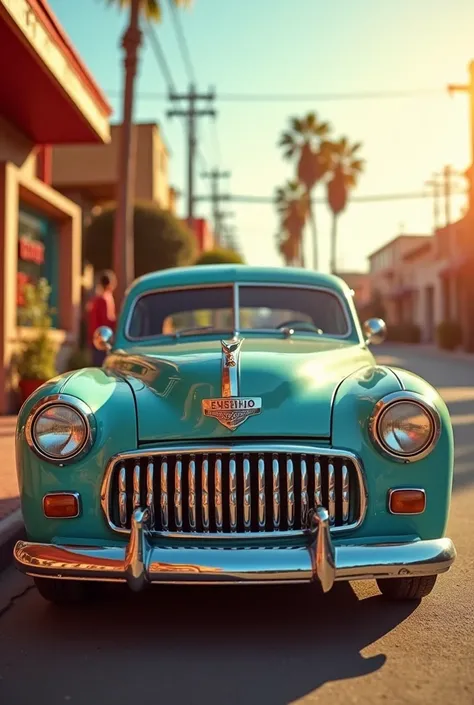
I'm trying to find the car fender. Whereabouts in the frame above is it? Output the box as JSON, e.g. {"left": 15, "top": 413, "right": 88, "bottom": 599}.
{"left": 16, "top": 368, "right": 138, "bottom": 544}
{"left": 331, "top": 364, "right": 453, "bottom": 541}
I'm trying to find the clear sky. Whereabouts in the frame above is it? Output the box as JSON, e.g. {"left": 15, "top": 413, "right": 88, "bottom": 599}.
{"left": 49, "top": 0, "right": 474, "bottom": 272}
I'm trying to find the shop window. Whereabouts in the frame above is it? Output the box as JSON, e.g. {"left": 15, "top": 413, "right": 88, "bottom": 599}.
{"left": 17, "top": 206, "right": 59, "bottom": 328}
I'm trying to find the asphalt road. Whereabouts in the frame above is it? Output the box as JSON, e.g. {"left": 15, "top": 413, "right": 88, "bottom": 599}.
{"left": 1, "top": 344, "right": 473, "bottom": 705}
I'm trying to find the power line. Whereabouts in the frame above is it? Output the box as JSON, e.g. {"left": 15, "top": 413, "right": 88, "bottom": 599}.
{"left": 168, "top": 86, "right": 217, "bottom": 220}
{"left": 144, "top": 23, "right": 177, "bottom": 92}
{"left": 144, "top": 22, "right": 211, "bottom": 202}
{"left": 201, "top": 169, "right": 231, "bottom": 244}
{"left": 194, "top": 189, "right": 468, "bottom": 205}
{"left": 106, "top": 87, "right": 444, "bottom": 103}
{"left": 166, "top": 0, "right": 196, "bottom": 84}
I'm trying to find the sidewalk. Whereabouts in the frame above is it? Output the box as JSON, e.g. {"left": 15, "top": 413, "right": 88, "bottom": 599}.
{"left": 0, "top": 416, "right": 23, "bottom": 571}
{"left": 380, "top": 342, "right": 474, "bottom": 364}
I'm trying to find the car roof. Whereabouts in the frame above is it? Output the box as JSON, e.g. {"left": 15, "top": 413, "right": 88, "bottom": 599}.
{"left": 126, "top": 265, "right": 352, "bottom": 298}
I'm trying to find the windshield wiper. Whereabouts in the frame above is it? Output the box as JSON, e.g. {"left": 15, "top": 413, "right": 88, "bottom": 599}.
{"left": 173, "top": 326, "right": 216, "bottom": 339}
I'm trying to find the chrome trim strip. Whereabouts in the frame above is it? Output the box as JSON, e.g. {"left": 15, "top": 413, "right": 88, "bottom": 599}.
{"left": 14, "top": 536, "right": 456, "bottom": 586}
{"left": 215, "top": 455, "right": 223, "bottom": 532}
{"left": 118, "top": 465, "right": 127, "bottom": 527}
{"left": 202, "top": 455, "right": 210, "bottom": 532}
{"left": 124, "top": 282, "right": 355, "bottom": 342}
{"left": 314, "top": 459, "right": 322, "bottom": 507}
{"left": 388, "top": 488, "right": 427, "bottom": 515}
{"left": 243, "top": 455, "right": 251, "bottom": 530}
{"left": 174, "top": 456, "right": 183, "bottom": 530}
{"left": 133, "top": 461, "right": 141, "bottom": 510}
{"left": 369, "top": 391, "right": 442, "bottom": 463}
{"left": 100, "top": 444, "right": 368, "bottom": 539}
{"left": 24, "top": 394, "right": 97, "bottom": 465}
{"left": 229, "top": 454, "right": 237, "bottom": 532}
{"left": 233, "top": 281, "right": 240, "bottom": 336}
{"left": 146, "top": 458, "right": 155, "bottom": 529}
{"left": 342, "top": 464, "right": 350, "bottom": 523}
{"left": 257, "top": 454, "right": 265, "bottom": 530}
{"left": 160, "top": 457, "right": 168, "bottom": 531}
{"left": 221, "top": 338, "right": 243, "bottom": 398}
{"left": 42, "top": 492, "right": 81, "bottom": 520}
{"left": 300, "top": 456, "right": 308, "bottom": 526}
{"left": 328, "top": 460, "right": 335, "bottom": 526}
{"left": 188, "top": 456, "right": 197, "bottom": 531}
{"left": 287, "top": 456, "right": 295, "bottom": 529}
{"left": 272, "top": 454, "right": 280, "bottom": 530}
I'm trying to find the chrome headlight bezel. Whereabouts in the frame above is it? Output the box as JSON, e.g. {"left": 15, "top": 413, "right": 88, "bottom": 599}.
{"left": 369, "top": 391, "right": 441, "bottom": 463}
{"left": 25, "top": 394, "right": 96, "bottom": 465}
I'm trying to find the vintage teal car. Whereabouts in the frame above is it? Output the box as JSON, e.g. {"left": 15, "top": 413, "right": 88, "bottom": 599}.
{"left": 14, "top": 265, "right": 456, "bottom": 604}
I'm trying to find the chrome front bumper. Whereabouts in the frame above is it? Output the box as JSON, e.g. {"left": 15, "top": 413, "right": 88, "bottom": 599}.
{"left": 14, "top": 507, "right": 456, "bottom": 592}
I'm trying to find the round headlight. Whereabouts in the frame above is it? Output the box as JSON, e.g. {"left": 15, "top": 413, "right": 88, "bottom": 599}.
{"left": 30, "top": 403, "right": 90, "bottom": 460}
{"left": 371, "top": 393, "right": 440, "bottom": 461}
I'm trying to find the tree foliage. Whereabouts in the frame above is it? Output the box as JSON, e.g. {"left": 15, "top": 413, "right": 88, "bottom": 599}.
{"left": 195, "top": 248, "right": 245, "bottom": 265}
{"left": 84, "top": 201, "right": 197, "bottom": 277}
{"left": 107, "top": 0, "right": 192, "bottom": 21}
{"left": 274, "top": 180, "right": 308, "bottom": 266}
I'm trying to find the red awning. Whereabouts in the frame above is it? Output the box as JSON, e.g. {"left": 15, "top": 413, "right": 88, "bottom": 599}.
{"left": 0, "top": 0, "right": 111, "bottom": 144}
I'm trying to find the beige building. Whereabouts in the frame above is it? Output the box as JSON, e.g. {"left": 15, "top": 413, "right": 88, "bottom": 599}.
{"left": 51, "top": 122, "right": 175, "bottom": 223}
{"left": 0, "top": 0, "right": 111, "bottom": 413}
{"left": 368, "top": 235, "right": 432, "bottom": 325}
{"left": 336, "top": 271, "right": 371, "bottom": 312}
{"left": 368, "top": 230, "right": 470, "bottom": 344}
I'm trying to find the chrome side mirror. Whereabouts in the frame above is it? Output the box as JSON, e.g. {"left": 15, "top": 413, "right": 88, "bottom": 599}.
{"left": 363, "top": 318, "right": 387, "bottom": 345}
{"left": 93, "top": 326, "right": 114, "bottom": 352}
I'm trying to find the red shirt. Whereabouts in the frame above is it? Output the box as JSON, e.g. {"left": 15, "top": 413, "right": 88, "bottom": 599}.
{"left": 87, "top": 291, "right": 116, "bottom": 345}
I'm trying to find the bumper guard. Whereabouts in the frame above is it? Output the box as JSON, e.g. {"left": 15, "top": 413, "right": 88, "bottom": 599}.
{"left": 14, "top": 507, "right": 456, "bottom": 591}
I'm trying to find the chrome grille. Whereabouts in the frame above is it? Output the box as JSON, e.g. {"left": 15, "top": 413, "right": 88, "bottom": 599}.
{"left": 103, "top": 449, "right": 364, "bottom": 536}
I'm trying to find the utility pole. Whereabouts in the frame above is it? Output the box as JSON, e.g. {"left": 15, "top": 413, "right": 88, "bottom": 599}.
{"left": 443, "top": 165, "right": 452, "bottom": 228}
{"left": 448, "top": 60, "right": 474, "bottom": 210}
{"left": 215, "top": 210, "right": 236, "bottom": 248}
{"left": 113, "top": 0, "right": 141, "bottom": 308}
{"left": 425, "top": 174, "right": 441, "bottom": 232}
{"left": 168, "top": 85, "right": 216, "bottom": 225}
{"left": 201, "top": 169, "right": 231, "bottom": 245}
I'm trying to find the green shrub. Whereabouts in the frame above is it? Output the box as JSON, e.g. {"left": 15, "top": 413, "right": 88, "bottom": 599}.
{"left": 195, "top": 248, "right": 245, "bottom": 265}
{"left": 386, "top": 323, "right": 421, "bottom": 344}
{"left": 16, "top": 279, "right": 57, "bottom": 380}
{"left": 437, "top": 321, "right": 462, "bottom": 351}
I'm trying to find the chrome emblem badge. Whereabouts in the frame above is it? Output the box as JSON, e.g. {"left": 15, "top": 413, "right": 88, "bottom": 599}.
{"left": 202, "top": 338, "right": 262, "bottom": 431}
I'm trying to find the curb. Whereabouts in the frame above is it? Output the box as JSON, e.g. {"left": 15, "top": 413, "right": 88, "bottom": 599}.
{"left": 0, "top": 509, "right": 24, "bottom": 573}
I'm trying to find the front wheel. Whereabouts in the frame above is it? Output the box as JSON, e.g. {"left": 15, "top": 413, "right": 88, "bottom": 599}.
{"left": 376, "top": 574, "right": 438, "bottom": 600}
{"left": 34, "top": 577, "right": 92, "bottom": 605}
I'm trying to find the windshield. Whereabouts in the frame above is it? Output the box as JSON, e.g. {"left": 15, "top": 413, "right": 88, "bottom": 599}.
{"left": 127, "top": 285, "right": 350, "bottom": 339}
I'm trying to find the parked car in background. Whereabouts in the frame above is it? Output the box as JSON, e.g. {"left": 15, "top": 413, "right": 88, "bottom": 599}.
{"left": 14, "top": 265, "right": 456, "bottom": 604}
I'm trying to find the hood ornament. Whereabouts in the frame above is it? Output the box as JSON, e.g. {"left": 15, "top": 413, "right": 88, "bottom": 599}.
{"left": 202, "top": 338, "right": 262, "bottom": 431}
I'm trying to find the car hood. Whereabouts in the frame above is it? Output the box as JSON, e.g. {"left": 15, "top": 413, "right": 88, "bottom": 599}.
{"left": 109, "top": 337, "right": 374, "bottom": 441}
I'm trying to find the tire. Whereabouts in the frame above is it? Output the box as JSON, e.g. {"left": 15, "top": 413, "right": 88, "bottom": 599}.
{"left": 376, "top": 574, "right": 438, "bottom": 600}
{"left": 34, "top": 577, "right": 91, "bottom": 605}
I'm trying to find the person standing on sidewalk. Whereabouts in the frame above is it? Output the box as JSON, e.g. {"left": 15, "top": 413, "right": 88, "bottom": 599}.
{"left": 87, "top": 270, "right": 117, "bottom": 367}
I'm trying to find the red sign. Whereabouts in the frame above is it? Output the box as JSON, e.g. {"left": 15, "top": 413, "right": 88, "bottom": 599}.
{"left": 18, "top": 236, "right": 45, "bottom": 265}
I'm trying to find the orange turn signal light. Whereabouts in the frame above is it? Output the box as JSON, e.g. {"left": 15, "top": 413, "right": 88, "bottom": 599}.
{"left": 389, "top": 489, "right": 426, "bottom": 515}
{"left": 43, "top": 493, "right": 80, "bottom": 519}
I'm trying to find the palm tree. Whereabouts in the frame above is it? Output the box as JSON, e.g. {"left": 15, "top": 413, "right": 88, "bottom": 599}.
{"left": 279, "top": 113, "right": 331, "bottom": 270}
{"left": 274, "top": 181, "right": 309, "bottom": 266}
{"left": 108, "top": 0, "right": 191, "bottom": 307}
{"left": 326, "top": 137, "right": 365, "bottom": 275}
